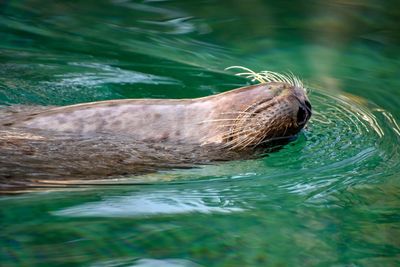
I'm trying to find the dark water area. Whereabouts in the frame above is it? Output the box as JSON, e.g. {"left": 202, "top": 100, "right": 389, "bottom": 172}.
{"left": 1, "top": 0, "right": 400, "bottom": 266}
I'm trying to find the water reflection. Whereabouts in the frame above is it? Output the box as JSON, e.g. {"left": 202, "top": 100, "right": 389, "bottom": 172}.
{"left": 53, "top": 189, "right": 245, "bottom": 218}
{"left": 1, "top": 0, "right": 400, "bottom": 266}
{"left": 47, "top": 62, "right": 180, "bottom": 88}
{"left": 92, "top": 257, "right": 201, "bottom": 267}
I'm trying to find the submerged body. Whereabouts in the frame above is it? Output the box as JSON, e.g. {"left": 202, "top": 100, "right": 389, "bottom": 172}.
{"left": 0, "top": 80, "right": 311, "bottom": 192}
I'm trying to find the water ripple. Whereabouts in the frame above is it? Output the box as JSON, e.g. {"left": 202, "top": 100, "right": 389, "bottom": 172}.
{"left": 45, "top": 62, "right": 181, "bottom": 88}
{"left": 274, "top": 89, "right": 400, "bottom": 202}
{"left": 53, "top": 189, "right": 245, "bottom": 218}
{"left": 92, "top": 258, "right": 201, "bottom": 267}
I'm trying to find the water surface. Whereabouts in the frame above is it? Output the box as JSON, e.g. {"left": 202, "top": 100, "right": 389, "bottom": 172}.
{"left": 1, "top": 1, "right": 400, "bottom": 266}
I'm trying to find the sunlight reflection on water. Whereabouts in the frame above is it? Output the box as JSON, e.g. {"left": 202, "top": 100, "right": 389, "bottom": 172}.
{"left": 53, "top": 190, "right": 245, "bottom": 218}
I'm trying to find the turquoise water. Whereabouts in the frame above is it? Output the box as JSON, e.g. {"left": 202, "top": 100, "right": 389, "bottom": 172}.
{"left": 1, "top": 1, "right": 400, "bottom": 266}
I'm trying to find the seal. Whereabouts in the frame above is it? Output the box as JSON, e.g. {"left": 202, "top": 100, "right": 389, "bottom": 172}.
{"left": 0, "top": 67, "right": 312, "bottom": 191}
{"left": 8, "top": 67, "right": 311, "bottom": 150}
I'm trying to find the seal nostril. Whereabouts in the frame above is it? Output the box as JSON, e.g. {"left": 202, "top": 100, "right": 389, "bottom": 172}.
{"left": 297, "top": 106, "right": 307, "bottom": 125}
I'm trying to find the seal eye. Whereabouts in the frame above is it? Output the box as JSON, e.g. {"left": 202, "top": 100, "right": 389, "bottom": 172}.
{"left": 297, "top": 105, "right": 308, "bottom": 126}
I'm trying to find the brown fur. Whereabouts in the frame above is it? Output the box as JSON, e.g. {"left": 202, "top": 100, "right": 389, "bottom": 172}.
{"left": 8, "top": 82, "right": 309, "bottom": 148}
{"left": 0, "top": 82, "right": 311, "bottom": 192}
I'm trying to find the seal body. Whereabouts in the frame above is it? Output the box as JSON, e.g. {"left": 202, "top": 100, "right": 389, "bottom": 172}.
{"left": 0, "top": 82, "right": 311, "bottom": 191}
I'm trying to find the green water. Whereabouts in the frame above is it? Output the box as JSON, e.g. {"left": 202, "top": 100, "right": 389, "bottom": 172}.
{"left": 1, "top": 0, "right": 400, "bottom": 266}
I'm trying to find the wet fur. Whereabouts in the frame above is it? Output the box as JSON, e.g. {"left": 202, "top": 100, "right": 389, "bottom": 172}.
{"left": 0, "top": 74, "right": 311, "bottom": 192}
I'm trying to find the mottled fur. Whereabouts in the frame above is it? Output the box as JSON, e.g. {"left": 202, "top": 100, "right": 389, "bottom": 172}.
{"left": 0, "top": 73, "right": 311, "bottom": 191}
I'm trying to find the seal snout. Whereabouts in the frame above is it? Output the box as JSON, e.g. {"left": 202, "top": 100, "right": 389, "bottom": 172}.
{"left": 296, "top": 100, "right": 312, "bottom": 126}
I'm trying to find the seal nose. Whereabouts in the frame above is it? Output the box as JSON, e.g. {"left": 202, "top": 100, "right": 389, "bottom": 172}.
{"left": 296, "top": 100, "right": 312, "bottom": 126}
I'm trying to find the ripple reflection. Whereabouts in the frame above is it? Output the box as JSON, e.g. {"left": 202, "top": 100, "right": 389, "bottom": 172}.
{"left": 53, "top": 189, "right": 245, "bottom": 218}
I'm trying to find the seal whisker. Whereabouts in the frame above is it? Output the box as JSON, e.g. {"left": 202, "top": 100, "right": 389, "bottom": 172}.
{"left": 216, "top": 124, "right": 237, "bottom": 128}
{"left": 223, "top": 129, "right": 256, "bottom": 139}
{"left": 227, "top": 129, "right": 262, "bottom": 150}
{"left": 253, "top": 135, "right": 268, "bottom": 147}
{"left": 226, "top": 139, "right": 248, "bottom": 150}
{"left": 260, "top": 71, "right": 291, "bottom": 85}
{"left": 220, "top": 111, "right": 254, "bottom": 115}
{"left": 223, "top": 127, "right": 253, "bottom": 137}
{"left": 257, "top": 134, "right": 297, "bottom": 146}
{"left": 199, "top": 118, "right": 240, "bottom": 124}
{"left": 237, "top": 134, "right": 262, "bottom": 150}
{"left": 282, "top": 125, "right": 289, "bottom": 137}
{"left": 287, "top": 71, "right": 302, "bottom": 88}
{"left": 226, "top": 66, "right": 306, "bottom": 92}
{"left": 252, "top": 131, "right": 270, "bottom": 147}
{"left": 222, "top": 129, "right": 253, "bottom": 145}
{"left": 225, "top": 66, "right": 267, "bottom": 83}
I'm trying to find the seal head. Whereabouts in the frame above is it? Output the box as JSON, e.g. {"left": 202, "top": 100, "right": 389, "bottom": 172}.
{"left": 210, "top": 82, "right": 311, "bottom": 149}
